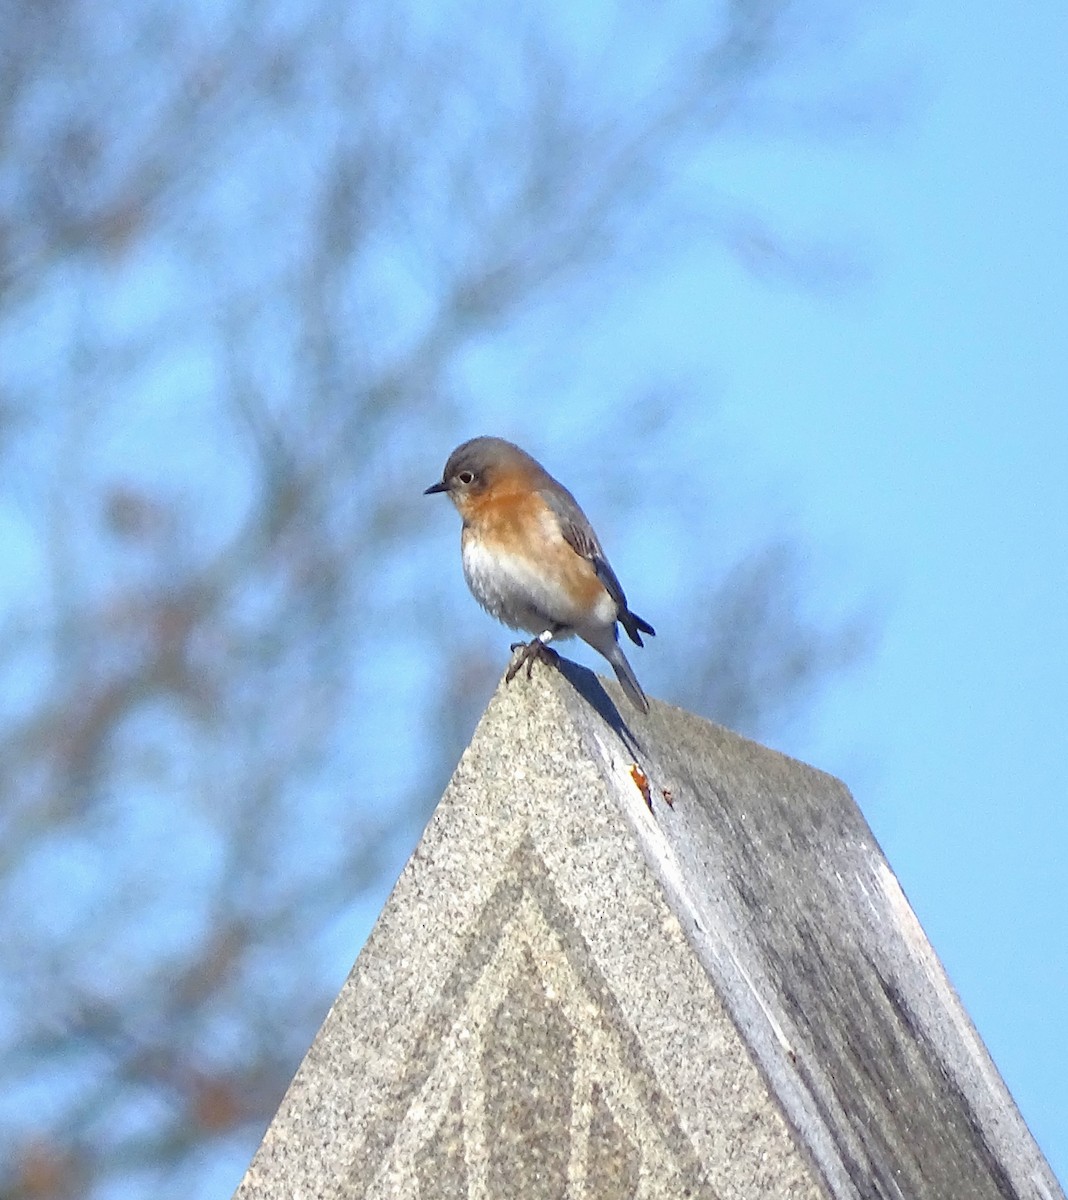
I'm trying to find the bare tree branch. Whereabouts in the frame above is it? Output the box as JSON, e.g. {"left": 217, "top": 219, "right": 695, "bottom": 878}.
{"left": 0, "top": 2, "right": 873, "bottom": 1195}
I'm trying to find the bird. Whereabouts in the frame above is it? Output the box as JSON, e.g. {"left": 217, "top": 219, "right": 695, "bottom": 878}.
{"left": 425, "top": 436, "right": 655, "bottom": 713}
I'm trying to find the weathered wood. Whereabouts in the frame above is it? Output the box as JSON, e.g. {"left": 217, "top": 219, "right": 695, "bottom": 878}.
{"left": 235, "top": 659, "right": 1063, "bottom": 1200}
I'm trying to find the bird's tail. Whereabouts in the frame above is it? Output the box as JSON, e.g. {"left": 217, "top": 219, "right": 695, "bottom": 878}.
{"left": 605, "top": 642, "right": 650, "bottom": 715}
{"left": 619, "top": 607, "right": 655, "bottom": 647}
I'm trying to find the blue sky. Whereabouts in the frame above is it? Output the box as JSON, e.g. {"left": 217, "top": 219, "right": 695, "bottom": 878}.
{"left": 643, "top": 4, "right": 1068, "bottom": 1178}
{"left": 369, "top": 2, "right": 1067, "bottom": 1182}
{"left": 6, "top": 5, "right": 1064, "bottom": 1195}
{"left": 441, "top": 0, "right": 1063, "bottom": 1184}
{"left": 349, "top": 4, "right": 1067, "bottom": 1182}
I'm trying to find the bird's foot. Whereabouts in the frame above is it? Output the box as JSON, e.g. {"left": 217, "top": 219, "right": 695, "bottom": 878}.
{"left": 506, "top": 639, "right": 560, "bottom": 683}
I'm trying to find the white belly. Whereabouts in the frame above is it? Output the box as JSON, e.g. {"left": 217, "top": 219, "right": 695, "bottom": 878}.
{"left": 461, "top": 536, "right": 614, "bottom": 636}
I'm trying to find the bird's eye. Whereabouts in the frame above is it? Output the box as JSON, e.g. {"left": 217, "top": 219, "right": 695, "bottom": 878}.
{"left": 457, "top": 470, "right": 475, "bottom": 485}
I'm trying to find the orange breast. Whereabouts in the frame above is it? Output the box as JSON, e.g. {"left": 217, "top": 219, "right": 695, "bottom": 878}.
{"left": 460, "top": 487, "right": 607, "bottom": 613}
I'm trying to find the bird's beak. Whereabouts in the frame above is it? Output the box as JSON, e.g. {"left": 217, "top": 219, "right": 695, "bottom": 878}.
{"left": 424, "top": 480, "right": 448, "bottom": 495}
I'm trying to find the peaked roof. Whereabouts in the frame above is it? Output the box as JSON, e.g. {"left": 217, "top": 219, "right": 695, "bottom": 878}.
{"left": 235, "top": 660, "right": 1064, "bottom": 1200}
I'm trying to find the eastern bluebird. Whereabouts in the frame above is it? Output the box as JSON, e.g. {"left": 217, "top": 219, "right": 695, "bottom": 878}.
{"left": 425, "top": 436, "right": 655, "bottom": 713}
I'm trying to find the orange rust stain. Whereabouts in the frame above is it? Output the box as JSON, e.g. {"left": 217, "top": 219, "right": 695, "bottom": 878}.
{"left": 630, "top": 764, "right": 652, "bottom": 809}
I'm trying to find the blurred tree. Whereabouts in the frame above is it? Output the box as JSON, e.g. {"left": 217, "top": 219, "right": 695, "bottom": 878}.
{"left": 0, "top": 0, "right": 868, "bottom": 1196}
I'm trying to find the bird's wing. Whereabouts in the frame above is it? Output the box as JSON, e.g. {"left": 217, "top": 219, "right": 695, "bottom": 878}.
{"left": 539, "top": 485, "right": 630, "bottom": 613}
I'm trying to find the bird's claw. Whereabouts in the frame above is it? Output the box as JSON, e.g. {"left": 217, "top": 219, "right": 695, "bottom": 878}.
{"left": 506, "top": 639, "right": 559, "bottom": 683}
